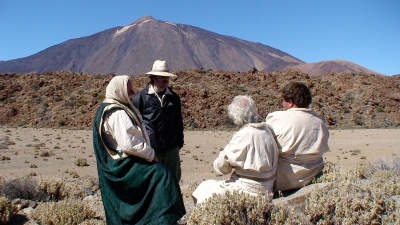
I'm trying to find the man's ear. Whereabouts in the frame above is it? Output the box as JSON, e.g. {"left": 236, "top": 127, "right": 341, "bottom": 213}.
{"left": 288, "top": 100, "right": 295, "bottom": 108}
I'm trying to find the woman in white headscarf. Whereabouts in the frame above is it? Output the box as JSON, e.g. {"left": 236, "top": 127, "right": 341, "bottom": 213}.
{"left": 92, "top": 75, "right": 185, "bottom": 225}
{"left": 192, "top": 95, "right": 279, "bottom": 204}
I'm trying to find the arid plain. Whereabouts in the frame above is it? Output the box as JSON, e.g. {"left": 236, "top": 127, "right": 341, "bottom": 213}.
{"left": 1, "top": 127, "right": 398, "bottom": 184}
{"left": 0, "top": 126, "right": 399, "bottom": 224}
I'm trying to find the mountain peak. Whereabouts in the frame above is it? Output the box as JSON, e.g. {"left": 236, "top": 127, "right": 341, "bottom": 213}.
{"left": 115, "top": 15, "right": 159, "bottom": 36}
{"left": 134, "top": 15, "right": 157, "bottom": 24}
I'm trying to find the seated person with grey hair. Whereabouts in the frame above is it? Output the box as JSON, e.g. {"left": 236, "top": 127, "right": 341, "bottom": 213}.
{"left": 192, "top": 95, "right": 279, "bottom": 204}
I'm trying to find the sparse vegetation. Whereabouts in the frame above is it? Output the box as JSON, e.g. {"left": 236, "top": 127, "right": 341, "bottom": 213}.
{"left": 0, "top": 71, "right": 399, "bottom": 129}
{"left": 187, "top": 157, "right": 400, "bottom": 224}
{"left": 189, "top": 191, "right": 273, "bottom": 224}
{"left": 32, "top": 199, "right": 96, "bottom": 225}
{"left": 0, "top": 177, "right": 87, "bottom": 202}
{"left": 0, "top": 70, "right": 398, "bottom": 223}
{"left": 1, "top": 177, "right": 46, "bottom": 201}
{"left": 0, "top": 131, "right": 398, "bottom": 225}
{"left": 58, "top": 118, "right": 66, "bottom": 126}
{"left": 76, "top": 158, "right": 89, "bottom": 166}
{"left": 35, "top": 177, "right": 86, "bottom": 200}
{"left": 0, "top": 197, "right": 16, "bottom": 224}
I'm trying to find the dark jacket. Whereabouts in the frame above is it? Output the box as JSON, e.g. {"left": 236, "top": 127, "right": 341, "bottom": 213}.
{"left": 133, "top": 84, "right": 184, "bottom": 151}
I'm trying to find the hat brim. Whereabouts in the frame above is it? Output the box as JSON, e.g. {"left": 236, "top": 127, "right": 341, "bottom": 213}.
{"left": 145, "top": 71, "right": 177, "bottom": 77}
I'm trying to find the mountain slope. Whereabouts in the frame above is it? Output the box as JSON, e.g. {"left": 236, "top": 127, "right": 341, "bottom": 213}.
{"left": 0, "top": 16, "right": 303, "bottom": 76}
{"left": 282, "top": 59, "right": 382, "bottom": 76}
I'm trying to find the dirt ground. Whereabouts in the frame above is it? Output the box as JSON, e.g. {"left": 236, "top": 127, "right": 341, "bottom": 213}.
{"left": 0, "top": 127, "right": 399, "bottom": 221}
{"left": 0, "top": 127, "right": 399, "bottom": 183}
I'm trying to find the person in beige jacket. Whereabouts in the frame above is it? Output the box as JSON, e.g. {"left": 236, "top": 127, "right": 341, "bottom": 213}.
{"left": 192, "top": 95, "right": 279, "bottom": 204}
{"left": 265, "top": 81, "right": 330, "bottom": 192}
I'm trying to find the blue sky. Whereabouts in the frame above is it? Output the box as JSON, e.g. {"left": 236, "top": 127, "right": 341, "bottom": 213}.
{"left": 1, "top": 0, "right": 399, "bottom": 75}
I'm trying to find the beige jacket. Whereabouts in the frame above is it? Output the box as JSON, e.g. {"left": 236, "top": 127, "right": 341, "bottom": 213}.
{"left": 266, "top": 108, "right": 329, "bottom": 191}
{"left": 192, "top": 123, "right": 279, "bottom": 204}
{"left": 214, "top": 123, "right": 279, "bottom": 185}
{"left": 102, "top": 108, "right": 154, "bottom": 162}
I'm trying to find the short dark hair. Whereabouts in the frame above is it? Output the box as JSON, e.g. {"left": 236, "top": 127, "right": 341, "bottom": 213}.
{"left": 281, "top": 82, "right": 312, "bottom": 108}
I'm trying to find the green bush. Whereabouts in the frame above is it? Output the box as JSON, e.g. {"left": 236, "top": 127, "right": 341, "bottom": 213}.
{"left": 32, "top": 199, "right": 96, "bottom": 225}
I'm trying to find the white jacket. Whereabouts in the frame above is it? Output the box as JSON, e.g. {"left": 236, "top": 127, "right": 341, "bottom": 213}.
{"left": 214, "top": 123, "right": 279, "bottom": 181}
{"left": 266, "top": 108, "right": 329, "bottom": 191}
{"left": 102, "top": 108, "right": 154, "bottom": 162}
{"left": 192, "top": 123, "right": 279, "bottom": 204}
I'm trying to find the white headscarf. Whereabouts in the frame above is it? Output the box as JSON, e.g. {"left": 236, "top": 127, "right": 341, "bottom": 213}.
{"left": 103, "top": 75, "right": 143, "bottom": 124}
{"left": 105, "top": 75, "right": 132, "bottom": 106}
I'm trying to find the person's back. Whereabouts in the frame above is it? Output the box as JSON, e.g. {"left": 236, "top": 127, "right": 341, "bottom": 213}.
{"left": 265, "top": 81, "right": 329, "bottom": 192}
{"left": 266, "top": 108, "right": 329, "bottom": 191}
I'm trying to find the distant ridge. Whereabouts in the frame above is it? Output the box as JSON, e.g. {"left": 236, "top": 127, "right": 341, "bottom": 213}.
{"left": 282, "top": 59, "right": 383, "bottom": 76}
{"left": 0, "top": 16, "right": 383, "bottom": 76}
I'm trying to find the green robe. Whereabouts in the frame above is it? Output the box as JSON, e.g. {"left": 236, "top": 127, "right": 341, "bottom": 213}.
{"left": 93, "top": 103, "right": 185, "bottom": 225}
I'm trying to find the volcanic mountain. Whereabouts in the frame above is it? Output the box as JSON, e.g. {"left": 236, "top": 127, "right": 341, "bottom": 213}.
{"left": 0, "top": 16, "right": 384, "bottom": 76}
{"left": 0, "top": 16, "right": 304, "bottom": 75}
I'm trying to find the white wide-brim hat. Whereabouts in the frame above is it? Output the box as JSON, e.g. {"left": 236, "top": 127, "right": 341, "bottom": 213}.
{"left": 145, "top": 60, "right": 177, "bottom": 77}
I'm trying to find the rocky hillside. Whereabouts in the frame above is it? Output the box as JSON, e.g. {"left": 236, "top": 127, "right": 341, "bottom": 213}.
{"left": 0, "top": 70, "right": 399, "bottom": 130}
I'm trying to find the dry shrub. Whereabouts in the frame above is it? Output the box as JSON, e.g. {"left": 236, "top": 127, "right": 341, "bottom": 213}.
{"left": 39, "top": 150, "right": 54, "bottom": 157}
{"left": 268, "top": 204, "right": 308, "bottom": 224}
{"left": 313, "top": 161, "right": 341, "bottom": 183}
{"left": 285, "top": 157, "right": 400, "bottom": 224}
{"left": 0, "top": 177, "right": 86, "bottom": 202}
{"left": 32, "top": 199, "right": 96, "bottom": 225}
{"left": 0, "top": 177, "right": 47, "bottom": 201}
{"left": 355, "top": 156, "right": 400, "bottom": 179}
{"left": 79, "top": 219, "right": 106, "bottom": 225}
{"left": 188, "top": 191, "right": 273, "bottom": 224}
{"left": 75, "top": 157, "right": 89, "bottom": 166}
{"left": 0, "top": 197, "right": 16, "bottom": 224}
{"left": 181, "top": 181, "right": 200, "bottom": 198}
{"left": 80, "top": 176, "right": 100, "bottom": 193}
{"left": 0, "top": 177, "right": 5, "bottom": 197}
{"left": 300, "top": 172, "right": 399, "bottom": 224}
{"left": 188, "top": 157, "right": 400, "bottom": 224}
{"left": 36, "top": 177, "right": 86, "bottom": 201}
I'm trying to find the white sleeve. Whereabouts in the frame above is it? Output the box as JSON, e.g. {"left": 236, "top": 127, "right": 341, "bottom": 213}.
{"left": 213, "top": 150, "right": 232, "bottom": 175}
{"left": 105, "top": 110, "right": 154, "bottom": 162}
{"left": 212, "top": 130, "right": 246, "bottom": 175}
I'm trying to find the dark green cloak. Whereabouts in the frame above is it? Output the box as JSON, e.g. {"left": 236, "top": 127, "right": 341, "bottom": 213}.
{"left": 93, "top": 103, "right": 185, "bottom": 225}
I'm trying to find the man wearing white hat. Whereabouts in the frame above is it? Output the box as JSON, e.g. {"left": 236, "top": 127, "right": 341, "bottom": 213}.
{"left": 133, "top": 60, "right": 184, "bottom": 181}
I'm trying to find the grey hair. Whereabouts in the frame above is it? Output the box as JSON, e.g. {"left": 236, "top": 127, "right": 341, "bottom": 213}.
{"left": 228, "top": 95, "right": 258, "bottom": 126}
